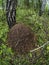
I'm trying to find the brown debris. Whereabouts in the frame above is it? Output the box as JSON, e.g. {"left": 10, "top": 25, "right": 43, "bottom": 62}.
{"left": 7, "top": 23, "right": 37, "bottom": 55}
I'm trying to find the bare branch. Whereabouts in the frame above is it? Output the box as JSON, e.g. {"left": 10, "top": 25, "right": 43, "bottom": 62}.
{"left": 30, "top": 41, "right": 49, "bottom": 52}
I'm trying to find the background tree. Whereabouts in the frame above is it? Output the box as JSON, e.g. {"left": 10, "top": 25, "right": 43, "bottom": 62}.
{"left": 38, "top": 0, "right": 46, "bottom": 16}
{"left": 24, "top": 0, "right": 29, "bottom": 8}
{"left": 41, "top": 0, "right": 46, "bottom": 13}
{"left": 38, "top": 0, "right": 42, "bottom": 16}
{"left": 6, "top": 0, "right": 17, "bottom": 29}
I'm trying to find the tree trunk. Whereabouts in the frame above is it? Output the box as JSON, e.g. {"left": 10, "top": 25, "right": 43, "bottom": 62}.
{"left": 24, "top": 0, "right": 29, "bottom": 8}
{"left": 6, "top": 0, "right": 17, "bottom": 28}
{"left": 38, "top": 0, "right": 42, "bottom": 16}
{"left": 41, "top": 0, "right": 46, "bottom": 13}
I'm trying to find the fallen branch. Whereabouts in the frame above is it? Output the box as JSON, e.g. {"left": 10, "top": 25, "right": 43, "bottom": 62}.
{"left": 30, "top": 41, "right": 49, "bottom": 52}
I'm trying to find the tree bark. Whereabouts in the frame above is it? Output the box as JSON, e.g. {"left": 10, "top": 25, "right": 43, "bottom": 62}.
{"left": 38, "top": 0, "right": 42, "bottom": 16}
{"left": 6, "top": 0, "right": 17, "bottom": 28}
{"left": 24, "top": 0, "right": 29, "bottom": 8}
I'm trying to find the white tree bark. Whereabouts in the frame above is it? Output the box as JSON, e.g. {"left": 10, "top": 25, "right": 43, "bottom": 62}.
{"left": 6, "top": 0, "right": 16, "bottom": 28}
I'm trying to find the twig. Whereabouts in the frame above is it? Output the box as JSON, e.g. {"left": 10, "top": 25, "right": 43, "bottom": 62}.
{"left": 30, "top": 41, "right": 49, "bottom": 52}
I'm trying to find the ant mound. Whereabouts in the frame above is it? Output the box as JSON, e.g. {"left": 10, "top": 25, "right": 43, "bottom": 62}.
{"left": 7, "top": 23, "right": 37, "bottom": 55}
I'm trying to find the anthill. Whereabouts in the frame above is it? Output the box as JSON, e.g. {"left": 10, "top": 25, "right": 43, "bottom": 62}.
{"left": 7, "top": 23, "right": 37, "bottom": 55}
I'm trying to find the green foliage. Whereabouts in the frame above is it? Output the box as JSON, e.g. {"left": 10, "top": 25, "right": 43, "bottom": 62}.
{"left": 0, "top": 10, "right": 8, "bottom": 42}
{"left": 0, "top": 44, "right": 48, "bottom": 65}
{"left": 0, "top": 44, "right": 13, "bottom": 65}
{"left": 0, "top": 7, "right": 49, "bottom": 65}
{"left": 0, "top": 0, "right": 2, "bottom": 6}
{"left": 16, "top": 8, "right": 49, "bottom": 45}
